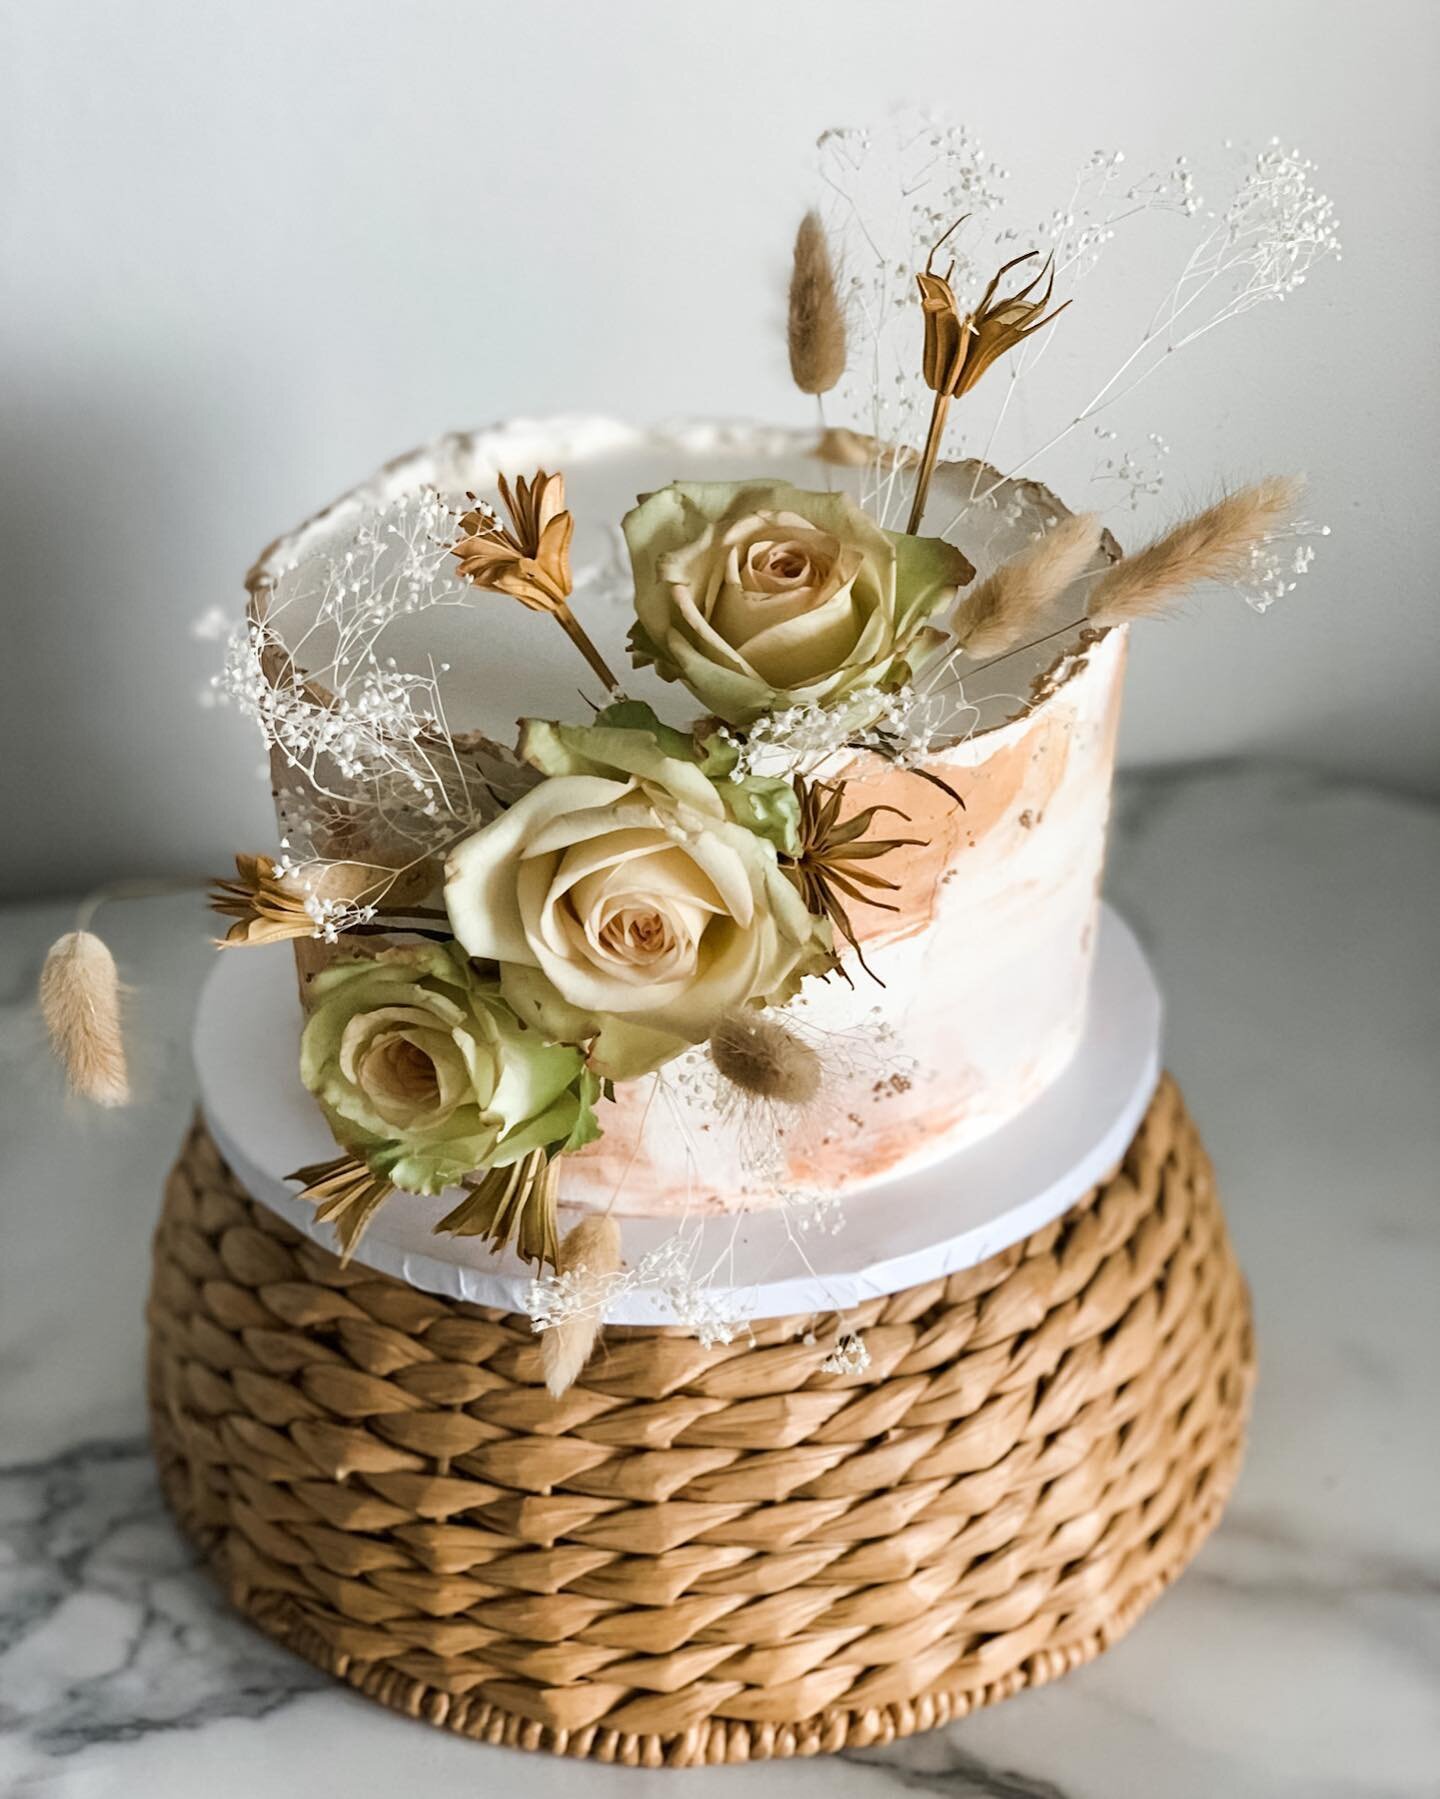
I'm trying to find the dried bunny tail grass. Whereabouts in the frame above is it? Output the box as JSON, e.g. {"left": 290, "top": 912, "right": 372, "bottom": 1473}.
{"left": 954, "top": 512, "right": 1104, "bottom": 659}
{"left": 39, "top": 931, "right": 130, "bottom": 1107}
{"left": 710, "top": 1011, "right": 823, "bottom": 1106}
{"left": 787, "top": 210, "right": 847, "bottom": 397}
{"left": 543, "top": 1213, "right": 623, "bottom": 1397}
{"left": 1087, "top": 476, "right": 1304, "bottom": 625}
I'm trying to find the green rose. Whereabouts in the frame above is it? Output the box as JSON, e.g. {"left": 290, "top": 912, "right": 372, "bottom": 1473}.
{"left": 299, "top": 942, "right": 599, "bottom": 1195}
{"left": 443, "top": 703, "right": 832, "bottom": 1080}
{"left": 623, "top": 481, "right": 973, "bottom": 728}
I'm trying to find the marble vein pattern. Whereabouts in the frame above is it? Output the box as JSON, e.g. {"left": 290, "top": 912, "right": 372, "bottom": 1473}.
{"left": 1, "top": 766, "right": 1437, "bottom": 1797}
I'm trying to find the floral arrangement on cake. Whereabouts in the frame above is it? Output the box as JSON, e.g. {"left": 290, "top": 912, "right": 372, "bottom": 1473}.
{"left": 42, "top": 120, "right": 1338, "bottom": 1390}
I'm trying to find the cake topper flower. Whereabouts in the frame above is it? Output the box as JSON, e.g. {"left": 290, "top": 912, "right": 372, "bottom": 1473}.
{"left": 443, "top": 702, "right": 833, "bottom": 1079}
{"left": 909, "top": 234, "right": 1070, "bottom": 532}
{"left": 452, "top": 470, "right": 620, "bottom": 692}
{"left": 291, "top": 942, "right": 600, "bottom": 1256}
{"left": 623, "top": 482, "right": 973, "bottom": 729}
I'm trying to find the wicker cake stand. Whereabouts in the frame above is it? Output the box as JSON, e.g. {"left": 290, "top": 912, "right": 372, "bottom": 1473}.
{"left": 147, "top": 1074, "right": 1253, "bottom": 1768}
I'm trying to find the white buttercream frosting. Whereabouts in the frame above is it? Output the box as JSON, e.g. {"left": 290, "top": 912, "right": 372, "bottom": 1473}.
{"left": 250, "top": 418, "right": 1128, "bottom": 1214}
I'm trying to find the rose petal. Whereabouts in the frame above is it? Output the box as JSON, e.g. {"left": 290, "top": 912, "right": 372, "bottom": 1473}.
{"left": 446, "top": 775, "right": 631, "bottom": 962}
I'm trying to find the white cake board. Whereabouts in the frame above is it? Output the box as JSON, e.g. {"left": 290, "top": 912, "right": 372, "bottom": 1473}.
{"left": 195, "top": 905, "right": 1161, "bottom": 1325}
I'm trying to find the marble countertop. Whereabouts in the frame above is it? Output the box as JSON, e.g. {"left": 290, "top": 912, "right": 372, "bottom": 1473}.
{"left": 2, "top": 765, "right": 1436, "bottom": 1798}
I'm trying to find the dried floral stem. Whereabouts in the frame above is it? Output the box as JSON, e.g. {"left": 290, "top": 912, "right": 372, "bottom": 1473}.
{"left": 436, "top": 1149, "right": 560, "bottom": 1267}
{"left": 453, "top": 470, "right": 621, "bottom": 693}
{"left": 906, "top": 392, "right": 951, "bottom": 535}
{"left": 786, "top": 777, "right": 926, "bottom": 983}
{"left": 290, "top": 1152, "right": 395, "bottom": 1261}
{"left": 553, "top": 600, "right": 621, "bottom": 692}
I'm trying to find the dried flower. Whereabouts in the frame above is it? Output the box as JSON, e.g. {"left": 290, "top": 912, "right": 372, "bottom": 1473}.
{"left": 452, "top": 471, "right": 619, "bottom": 691}
{"left": 787, "top": 210, "right": 847, "bottom": 397}
{"left": 709, "top": 1011, "right": 823, "bottom": 1106}
{"left": 1086, "top": 477, "right": 1302, "bottom": 626}
{"left": 953, "top": 512, "right": 1104, "bottom": 659}
{"left": 289, "top": 1152, "right": 395, "bottom": 1260}
{"left": 919, "top": 239, "right": 1069, "bottom": 403}
{"left": 785, "top": 777, "right": 925, "bottom": 981}
{"left": 435, "top": 1148, "right": 561, "bottom": 1267}
{"left": 210, "top": 853, "right": 323, "bottom": 946}
{"left": 39, "top": 931, "right": 130, "bottom": 1107}
{"left": 821, "top": 1331, "right": 871, "bottom": 1376}
{"left": 453, "top": 471, "right": 573, "bottom": 610}
{"left": 908, "top": 233, "right": 1070, "bottom": 535}
{"left": 541, "top": 1212, "right": 623, "bottom": 1396}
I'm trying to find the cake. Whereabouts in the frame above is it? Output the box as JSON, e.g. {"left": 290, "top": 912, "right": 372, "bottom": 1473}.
{"left": 242, "top": 420, "right": 1127, "bottom": 1216}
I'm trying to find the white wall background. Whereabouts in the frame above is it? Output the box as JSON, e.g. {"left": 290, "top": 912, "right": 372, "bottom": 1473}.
{"left": 2, "top": 0, "right": 1436, "bottom": 899}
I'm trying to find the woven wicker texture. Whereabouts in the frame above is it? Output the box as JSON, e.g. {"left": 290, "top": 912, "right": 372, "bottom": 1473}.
{"left": 148, "top": 1074, "right": 1253, "bottom": 1767}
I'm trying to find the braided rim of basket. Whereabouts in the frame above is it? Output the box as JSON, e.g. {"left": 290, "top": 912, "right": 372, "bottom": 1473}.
{"left": 148, "top": 1074, "right": 1253, "bottom": 1769}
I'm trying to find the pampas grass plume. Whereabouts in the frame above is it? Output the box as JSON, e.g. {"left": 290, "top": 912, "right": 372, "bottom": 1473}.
{"left": 955, "top": 512, "right": 1104, "bottom": 659}
{"left": 39, "top": 930, "right": 130, "bottom": 1107}
{"left": 1086, "top": 476, "right": 1302, "bottom": 625}
{"left": 787, "top": 211, "right": 847, "bottom": 397}
{"left": 543, "top": 1213, "right": 622, "bottom": 1398}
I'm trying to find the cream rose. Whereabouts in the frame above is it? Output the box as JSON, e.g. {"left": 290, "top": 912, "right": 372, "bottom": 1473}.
{"left": 623, "top": 481, "right": 973, "bottom": 728}
{"left": 299, "top": 943, "right": 599, "bottom": 1195}
{"left": 444, "top": 705, "right": 831, "bottom": 1079}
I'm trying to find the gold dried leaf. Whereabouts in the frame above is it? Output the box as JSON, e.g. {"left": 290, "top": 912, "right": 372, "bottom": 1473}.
{"left": 291, "top": 1152, "right": 396, "bottom": 1261}
{"left": 434, "top": 1148, "right": 560, "bottom": 1268}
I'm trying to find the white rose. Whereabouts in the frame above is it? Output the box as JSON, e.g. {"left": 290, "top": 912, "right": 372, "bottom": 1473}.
{"left": 623, "top": 481, "right": 973, "bottom": 727}
{"left": 444, "top": 707, "right": 831, "bottom": 1078}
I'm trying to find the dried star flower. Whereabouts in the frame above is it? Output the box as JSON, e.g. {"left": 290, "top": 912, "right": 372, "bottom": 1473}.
{"left": 784, "top": 777, "right": 926, "bottom": 982}
{"left": 908, "top": 230, "right": 1070, "bottom": 534}
{"left": 210, "top": 853, "right": 319, "bottom": 947}
{"left": 452, "top": 470, "right": 620, "bottom": 692}
{"left": 435, "top": 1148, "right": 561, "bottom": 1267}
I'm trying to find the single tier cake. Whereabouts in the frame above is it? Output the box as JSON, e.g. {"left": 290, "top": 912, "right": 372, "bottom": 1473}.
{"left": 242, "top": 419, "right": 1126, "bottom": 1214}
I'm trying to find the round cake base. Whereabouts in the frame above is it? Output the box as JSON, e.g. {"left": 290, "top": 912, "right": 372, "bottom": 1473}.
{"left": 147, "top": 1075, "right": 1253, "bottom": 1768}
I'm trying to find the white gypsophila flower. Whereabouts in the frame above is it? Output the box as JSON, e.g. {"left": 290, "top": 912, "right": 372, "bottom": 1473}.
{"left": 1235, "top": 520, "right": 1330, "bottom": 612}
{"left": 821, "top": 1332, "right": 871, "bottom": 1376}
{"left": 212, "top": 486, "right": 535, "bottom": 877}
